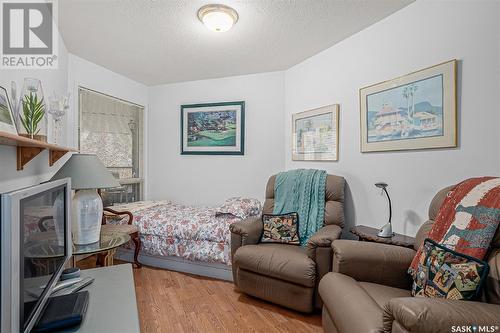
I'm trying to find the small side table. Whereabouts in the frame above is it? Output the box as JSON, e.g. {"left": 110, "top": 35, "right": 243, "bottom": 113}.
{"left": 72, "top": 232, "right": 131, "bottom": 267}
{"left": 350, "top": 225, "right": 415, "bottom": 249}
{"left": 25, "top": 231, "right": 131, "bottom": 272}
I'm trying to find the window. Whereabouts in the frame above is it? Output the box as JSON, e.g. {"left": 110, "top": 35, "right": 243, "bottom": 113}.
{"left": 78, "top": 88, "right": 144, "bottom": 206}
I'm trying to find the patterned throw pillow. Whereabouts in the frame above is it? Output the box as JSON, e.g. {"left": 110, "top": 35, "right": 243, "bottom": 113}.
{"left": 216, "top": 197, "right": 262, "bottom": 219}
{"left": 411, "top": 239, "right": 489, "bottom": 300}
{"left": 261, "top": 213, "right": 300, "bottom": 245}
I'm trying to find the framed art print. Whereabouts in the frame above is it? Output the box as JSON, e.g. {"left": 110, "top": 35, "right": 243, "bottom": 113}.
{"left": 0, "top": 86, "right": 18, "bottom": 135}
{"left": 360, "top": 60, "right": 457, "bottom": 152}
{"left": 292, "top": 104, "right": 339, "bottom": 161}
{"left": 181, "top": 101, "right": 245, "bottom": 155}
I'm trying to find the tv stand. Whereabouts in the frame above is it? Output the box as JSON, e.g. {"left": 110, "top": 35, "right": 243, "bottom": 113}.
{"left": 56, "top": 264, "right": 139, "bottom": 333}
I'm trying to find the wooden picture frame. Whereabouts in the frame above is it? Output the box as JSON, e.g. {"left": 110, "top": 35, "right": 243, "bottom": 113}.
{"left": 0, "top": 86, "right": 18, "bottom": 135}
{"left": 292, "top": 104, "right": 339, "bottom": 161}
{"left": 360, "top": 60, "right": 457, "bottom": 152}
{"left": 181, "top": 101, "right": 245, "bottom": 155}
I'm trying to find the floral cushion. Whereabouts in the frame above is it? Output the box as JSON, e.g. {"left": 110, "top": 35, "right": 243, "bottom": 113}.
{"left": 216, "top": 197, "right": 262, "bottom": 219}
{"left": 411, "top": 238, "right": 489, "bottom": 300}
{"left": 261, "top": 213, "right": 300, "bottom": 245}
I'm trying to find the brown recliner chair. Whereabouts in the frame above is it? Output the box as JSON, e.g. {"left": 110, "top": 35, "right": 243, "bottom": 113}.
{"left": 230, "top": 174, "right": 345, "bottom": 313}
{"left": 319, "top": 185, "right": 500, "bottom": 333}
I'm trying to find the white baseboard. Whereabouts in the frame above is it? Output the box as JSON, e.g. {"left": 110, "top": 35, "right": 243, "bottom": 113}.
{"left": 115, "top": 248, "right": 233, "bottom": 282}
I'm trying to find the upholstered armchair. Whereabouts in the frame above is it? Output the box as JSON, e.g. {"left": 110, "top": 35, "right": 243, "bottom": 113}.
{"left": 230, "top": 174, "right": 345, "bottom": 313}
{"left": 319, "top": 185, "right": 500, "bottom": 333}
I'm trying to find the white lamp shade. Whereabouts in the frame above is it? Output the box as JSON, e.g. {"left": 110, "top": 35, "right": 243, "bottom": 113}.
{"left": 51, "top": 154, "right": 120, "bottom": 190}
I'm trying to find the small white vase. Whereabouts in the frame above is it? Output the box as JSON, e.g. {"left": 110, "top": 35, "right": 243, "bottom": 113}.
{"left": 72, "top": 189, "right": 103, "bottom": 244}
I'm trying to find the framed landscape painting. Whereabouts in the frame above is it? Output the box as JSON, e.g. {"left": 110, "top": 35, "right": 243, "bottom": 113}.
{"left": 292, "top": 104, "right": 339, "bottom": 161}
{"left": 360, "top": 60, "right": 457, "bottom": 152}
{"left": 181, "top": 101, "right": 245, "bottom": 155}
{"left": 0, "top": 86, "right": 17, "bottom": 135}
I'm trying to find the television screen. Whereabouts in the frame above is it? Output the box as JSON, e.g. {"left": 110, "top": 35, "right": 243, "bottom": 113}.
{"left": 20, "top": 184, "right": 68, "bottom": 331}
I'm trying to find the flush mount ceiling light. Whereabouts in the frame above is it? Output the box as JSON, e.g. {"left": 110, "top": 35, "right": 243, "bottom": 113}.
{"left": 197, "top": 4, "right": 238, "bottom": 32}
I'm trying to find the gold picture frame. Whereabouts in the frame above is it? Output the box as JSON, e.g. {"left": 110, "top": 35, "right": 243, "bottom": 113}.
{"left": 292, "top": 104, "right": 339, "bottom": 161}
{"left": 360, "top": 60, "right": 457, "bottom": 152}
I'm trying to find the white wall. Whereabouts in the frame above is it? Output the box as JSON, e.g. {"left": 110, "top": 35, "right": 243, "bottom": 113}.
{"left": 284, "top": 0, "right": 500, "bottom": 237}
{"left": 148, "top": 71, "right": 285, "bottom": 205}
{"left": 0, "top": 33, "right": 69, "bottom": 193}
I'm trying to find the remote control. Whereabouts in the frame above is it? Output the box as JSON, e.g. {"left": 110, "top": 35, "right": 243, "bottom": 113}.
{"left": 39, "top": 277, "right": 82, "bottom": 292}
{"left": 51, "top": 277, "right": 95, "bottom": 297}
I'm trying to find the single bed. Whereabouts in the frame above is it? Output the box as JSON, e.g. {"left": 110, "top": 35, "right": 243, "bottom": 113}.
{"left": 107, "top": 197, "right": 261, "bottom": 279}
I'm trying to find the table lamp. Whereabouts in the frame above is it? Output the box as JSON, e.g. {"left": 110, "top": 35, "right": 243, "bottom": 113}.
{"left": 51, "top": 154, "right": 120, "bottom": 244}
{"left": 375, "top": 182, "right": 394, "bottom": 238}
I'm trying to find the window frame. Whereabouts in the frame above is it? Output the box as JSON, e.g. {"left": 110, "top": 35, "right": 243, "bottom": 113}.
{"left": 77, "top": 86, "right": 145, "bottom": 203}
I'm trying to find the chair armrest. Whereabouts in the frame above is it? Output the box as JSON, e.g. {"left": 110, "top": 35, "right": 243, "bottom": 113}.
{"left": 102, "top": 208, "right": 133, "bottom": 225}
{"left": 383, "top": 297, "right": 500, "bottom": 333}
{"left": 332, "top": 240, "right": 416, "bottom": 289}
{"left": 229, "top": 216, "right": 262, "bottom": 246}
{"left": 229, "top": 216, "right": 263, "bottom": 282}
{"left": 307, "top": 224, "right": 343, "bottom": 308}
{"left": 306, "top": 224, "right": 342, "bottom": 260}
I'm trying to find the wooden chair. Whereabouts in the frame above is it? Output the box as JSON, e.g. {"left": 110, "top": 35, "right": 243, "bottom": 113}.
{"left": 101, "top": 208, "right": 142, "bottom": 268}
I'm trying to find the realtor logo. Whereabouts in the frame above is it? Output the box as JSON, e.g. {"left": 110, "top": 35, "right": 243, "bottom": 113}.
{"left": 1, "top": 0, "right": 58, "bottom": 68}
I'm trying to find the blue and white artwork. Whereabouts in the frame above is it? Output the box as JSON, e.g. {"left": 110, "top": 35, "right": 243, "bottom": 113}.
{"left": 366, "top": 75, "right": 443, "bottom": 143}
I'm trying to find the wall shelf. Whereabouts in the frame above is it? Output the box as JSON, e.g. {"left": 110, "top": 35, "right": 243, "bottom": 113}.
{"left": 0, "top": 131, "right": 77, "bottom": 170}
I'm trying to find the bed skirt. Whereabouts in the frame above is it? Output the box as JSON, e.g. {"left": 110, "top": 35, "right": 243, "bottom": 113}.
{"left": 115, "top": 248, "right": 233, "bottom": 281}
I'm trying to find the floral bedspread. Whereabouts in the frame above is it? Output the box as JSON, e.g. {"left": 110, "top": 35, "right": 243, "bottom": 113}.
{"left": 109, "top": 198, "right": 261, "bottom": 265}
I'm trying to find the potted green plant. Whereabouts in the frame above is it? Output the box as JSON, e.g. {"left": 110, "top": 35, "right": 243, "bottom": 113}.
{"left": 18, "top": 78, "right": 47, "bottom": 142}
{"left": 20, "top": 91, "right": 47, "bottom": 141}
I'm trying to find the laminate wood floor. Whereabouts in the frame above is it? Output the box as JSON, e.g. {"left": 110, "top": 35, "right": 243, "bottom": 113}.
{"left": 78, "top": 258, "right": 323, "bottom": 333}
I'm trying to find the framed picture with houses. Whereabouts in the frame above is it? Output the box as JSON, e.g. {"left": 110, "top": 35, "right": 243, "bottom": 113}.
{"left": 360, "top": 60, "right": 457, "bottom": 152}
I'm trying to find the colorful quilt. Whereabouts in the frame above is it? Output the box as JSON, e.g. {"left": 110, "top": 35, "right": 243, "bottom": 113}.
{"left": 409, "top": 177, "right": 500, "bottom": 275}
{"left": 109, "top": 199, "right": 261, "bottom": 265}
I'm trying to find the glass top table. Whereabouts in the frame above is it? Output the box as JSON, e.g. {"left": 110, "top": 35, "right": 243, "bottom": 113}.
{"left": 25, "top": 231, "right": 130, "bottom": 259}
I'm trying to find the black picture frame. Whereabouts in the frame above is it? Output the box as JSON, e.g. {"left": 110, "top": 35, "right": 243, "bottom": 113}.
{"left": 180, "top": 101, "right": 245, "bottom": 155}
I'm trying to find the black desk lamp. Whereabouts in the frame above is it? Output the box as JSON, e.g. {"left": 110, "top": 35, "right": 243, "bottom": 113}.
{"left": 375, "top": 182, "right": 394, "bottom": 238}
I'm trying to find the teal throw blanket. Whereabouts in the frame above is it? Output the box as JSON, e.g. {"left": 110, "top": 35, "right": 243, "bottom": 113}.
{"left": 273, "top": 169, "right": 327, "bottom": 246}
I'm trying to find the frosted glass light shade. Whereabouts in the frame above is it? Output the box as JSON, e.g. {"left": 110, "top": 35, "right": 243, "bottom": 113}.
{"left": 198, "top": 4, "right": 238, "bottom": 32}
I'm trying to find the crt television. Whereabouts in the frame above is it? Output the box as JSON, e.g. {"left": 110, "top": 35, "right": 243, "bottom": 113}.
{"left": 1, "top": 178, "right": 72, "bottom": 333}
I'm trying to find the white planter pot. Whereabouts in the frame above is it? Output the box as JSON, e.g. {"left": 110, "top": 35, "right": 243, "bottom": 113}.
{"left": 72, "top": 189, "right": 102, "bottom": 245}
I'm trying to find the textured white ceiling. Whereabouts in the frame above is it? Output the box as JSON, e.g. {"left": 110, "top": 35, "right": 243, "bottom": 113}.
{"left": 59, "top": 0, "right": 413, "bottom": 86}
